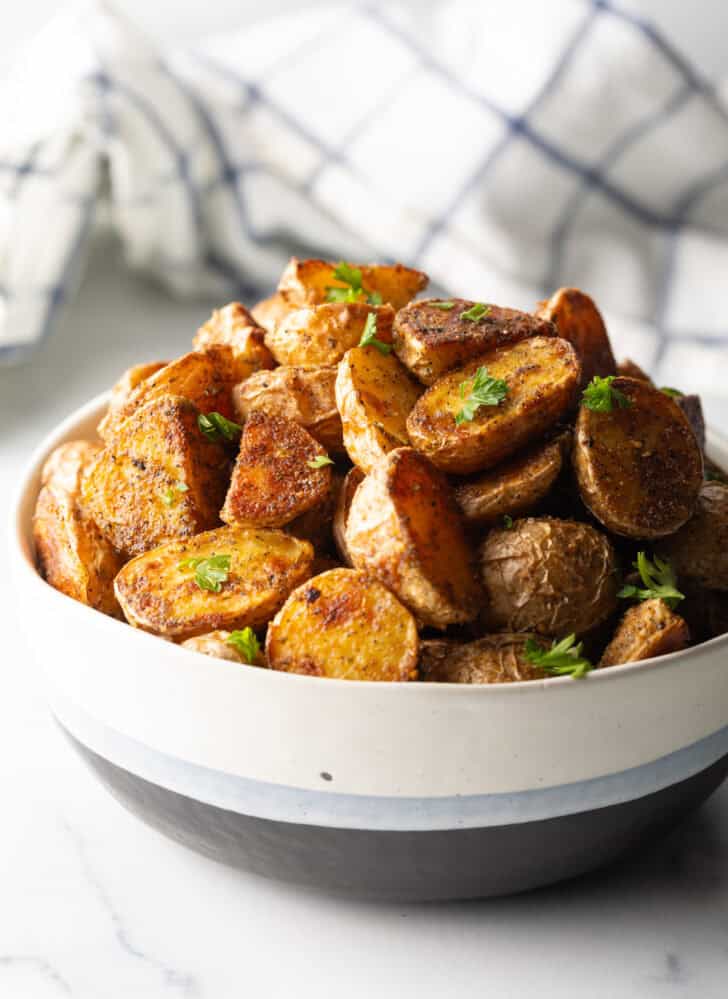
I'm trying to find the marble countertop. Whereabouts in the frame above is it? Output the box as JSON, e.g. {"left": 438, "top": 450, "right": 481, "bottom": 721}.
{"left": 3, "top": 234, "right": 728, "bottom": 999}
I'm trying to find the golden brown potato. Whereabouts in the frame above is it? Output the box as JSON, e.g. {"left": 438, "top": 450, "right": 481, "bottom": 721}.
{"left": 617, "top": 358, "right": 652, "bottom": 382}
{"left": 278, "top": 258, "right": 427, "bottom": 310}
{"left": 99, "top": 361, "right": 168, "bottom": 437}
{"left": 233, "top": 365, "right": 343, "bottom": 455}
{"left": 192, "top": 302, "right": 274, "bottom": 383}
{"left": 115, "top": 526, "right": 313, "bottom": 639}
{"left": 335, "top": 345, "right": 421, "bottom": 473}
{"left": 453, "top": 433, "right": 569, "bottom": 526}
{"left": 221, "top": 412, "right": 331, "bottom": 528}
{"left": 407, "top": 336, "right": 580, "bottom": 475}
{"left": 536, "top": 287, "right": 616, "bottom": 389}
{"left": 41, "top": 440, "right": 103, "bottom": 496}
{"left": 251, "top": 292, "right": 295, "bottom": 334}
{"left": 574, "top": 377, "right": 703, "bottom": 539}
{"left": 34, "top": 483, "right": 123, "bottom": 617}
{"left": 264, "top": 302, "right": 394, "bottom": 367}
{"left": 181, "top": 629, "right": 265, "bottom": 666}
{"left": 479, "top": 517, "right": 618, "bottom": 637}
{"left": 420, "top": 634, "right": 549, "bottom": 683}
{"left": 345, "top": 447, "right": 481, "bottom": 628}
{"left": 655, "top": 482, "right": 728, "bottom": 590}
{"left": 393, "top": 299, "right": 555, "bottom": 385}
{"left": 83, "top": 395, "right": 230, "bottom": 558}
{"left": 333, "top": 466, "right": 364, "bottom": 565}
{"left": 599, "top": 599, "right": 689, "bottom": 668}
{"left": 266, "top": 568, "right": 419, "bottom": 681}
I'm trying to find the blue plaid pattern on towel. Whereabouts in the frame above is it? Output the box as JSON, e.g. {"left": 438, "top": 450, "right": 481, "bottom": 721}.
{"left": 3, "top": 0, "right": 728, "bottom": 393}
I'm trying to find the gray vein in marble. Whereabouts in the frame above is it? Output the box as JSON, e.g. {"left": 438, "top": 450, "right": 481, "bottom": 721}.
{"left": 0, "top": 954, "right": 72, "bottom": 994}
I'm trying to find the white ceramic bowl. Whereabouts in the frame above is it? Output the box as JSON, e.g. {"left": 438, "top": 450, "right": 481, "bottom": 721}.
{"left": 10, "top": 393, "right": 728, "bottom": 900}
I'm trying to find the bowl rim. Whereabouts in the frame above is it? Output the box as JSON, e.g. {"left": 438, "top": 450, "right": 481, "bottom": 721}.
{"left": 11, "top": 389, "right": 728, "bottom": 694}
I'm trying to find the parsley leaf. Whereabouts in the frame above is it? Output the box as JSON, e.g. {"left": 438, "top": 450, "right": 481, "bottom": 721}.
{"left": 706, "top": 468, "right": 727, "bottom": 483}
{"left": 161, "top": 481, "right": 189, "bottom": 507}
{"left": 581, "top": 375, "right": 632, "bottom": 413}
{"left": 307, "top": 455, "right": 334, "bottom": 469}
{"left": 617, "top": 551, "right": 684, "bottom": 609}
{"left": 502, "top": 514, "right": 514, "bottom": 528}
{"left": 524, "top": 634, "right": 594, "bottom": 678}
{"left": 227, "top": 627, "right": 261, "bottom": 664}
{"left": 430, "top": 300, "right": 456, "bottom": 311}
{"left": 359, "top": 312, "right": 392, "bottom": 355}
{"left": 455, "top": 366, "right": 508, "bottom": 425}
{"left": 660, "top": 386, "right": 683, "bottom": 399}
{"left": 461, "top": 302, "right": 491, "bottom": 322}
{"left": 325, "top": 262, "right": 382, "bottom": 305}
{"left": 178, "top": 553, "right": 231, "bottom": 592}
{"left": 198, "top": 412, "right": 243, "bottom": 443}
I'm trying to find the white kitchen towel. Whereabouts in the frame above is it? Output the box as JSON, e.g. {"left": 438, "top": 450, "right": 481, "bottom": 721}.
{"left": 2, "top": 0, "right": 728, "bottom": 393}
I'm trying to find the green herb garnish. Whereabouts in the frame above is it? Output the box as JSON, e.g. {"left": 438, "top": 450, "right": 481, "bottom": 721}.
{"left": 502, "top": 514, "right": 514, "bottom": 528}
{"left": 706, "top": 468, "right": 727, "bottom": 483}
{"left": 227, "top": 627, "right": 261, "bottom": 664}
{"left": 325, "top": 262, "right": 382, "bottom": 305}
{"left": 455, "top": 366, "right": 508, "bottom": 425}
{"left": 524, "top": 634, "right": 594, "bottom": 678}
{"left": 178, "top": 553, "right": 231, "bottom": 592}
{"left": 198, "top": 412, "right": 243, "bottom": 443}
{"left": 660, "top": 386, "right": 683, "bottom": 399}
{"left": 617, "top": 551, "right": 684, "bottom": 609}
{"left": 359, "top": 312, "right": 392, "bottom": 355}
{"left": 461, "top": 302, "right": 491, "bottom": 322}
{"left": 307, "top": 455, "right": 334, "bottom": 469}
{"left": 161, "top": 481, "right": 189, "bottom": 507}
{"left": 430, "top": 300, "right": 456, "bottom": 311}
{"left": 581, "top": 375, "right": 632, "bottom": 413}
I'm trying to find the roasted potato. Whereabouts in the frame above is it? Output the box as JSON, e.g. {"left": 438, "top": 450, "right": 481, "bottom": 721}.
{"left": 264, "top": 302, "right": 394, "bottom": 367}
{"left": 420, "top": 634, "right": 549, "bottom": 683}
{"left": 233, "top": 365, "right": 343, "bottom": 454}
{"left": 251, "top": 292, "right": 295, "bottom": 335}
{"left": 221, "top": 412, "right": 331, "bottom": 528}
{"left": 655, "top": 482, "right": 728, "bottom": 590}
{"left": 617, "top": 358, "right": 652, "bottom": 382}
{"left": 115, "top": 526, "right": 313, "bottom": 639}
{"left": 99, "top": 361, "right": 168, "bottom": 436}
{"left": 536, "top": 287, "right": 616, "bottom": 389}
{"left": 599, "top": 599, "right": 689, "bottom": 668}
{"left": 83, "top": 395, "right": 230, "bottom": 558}
{"left": 393, "top": 299, "right": 555, "bottom": 385}
{"left": 574, "top": 377, "right": 703, "bottom": 539}
{"left": 277, "top": 257, "right": 427, "bottom": 310}
{"left": 675, "top": 394, "right": 706, "bottom": 452}
{"left": 333, "top": 466, "right": 364, "bottom": 565}
{"left": 479, "top": 517, "right": 618, "bottom": 636}
{"left": 335, "top": 345, "right": 421, "bottom": 473}
{"left": 406, "top": 336, "right": 580, "bottom": 475}
{"left": 266, "top": 568, "right": 419, "bottom": 681}
{"left": 285, "top": 473, "right": 339, "bottom": 551}
{"left": 181, "top": 629, "right": 265, "bottom": 666}
{"left": 41, "top": 440, "right": 103, "bottom": 495}
{"left": 345, "top": 447, "right": 481, "bottom": 628}
{"left": 192, "top": 302, "right": 274, "bottom": 383}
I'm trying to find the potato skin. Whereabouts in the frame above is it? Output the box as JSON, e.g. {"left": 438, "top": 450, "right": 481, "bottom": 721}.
{"left": 479, "top": 517, "right": 618, "bottom": 637}
{"left": 181, "top": 630, "right": 265, "bottom": 666}
{"left": 266, "top": 568, "right": 419, "bottom": 681}
{"left": 393, "top": 299, "right": 555, "bottom": 385}
{"left": 655, "top": 482, "right": 728, "bottom": 590}
{"left": 278, "top": 257, "right": 427, "bottom": 310}
{"left": 193, "top": 302, "right": 274, "bottom": 383}
{"left": 574, "top": 377, "right": 703, "bottom": 539}
{"left": 335, "top": 346, "right": 421, "bottom": 473}
{"left": 333, "top": 466, "right": 364, "bottom": 566}
{"left": 617, "top": 358, "right": 652, "bottom": 382}
{"left": 115, "top": 526, "right": 313, "bottom": 639}
{"left": 41, "top": 440, "right": 103, "bottom": 496}
{"left": 536, "top": 287, "right": 616, "bottom": 389}
{"left": 221, "top": 412, "right": 331, "bottom": 528}
{"left": 264, "top": 302, "right": 394, "bottom": 367}
{"left": 345, "top": 448, "right": 481, "bottom": 628}
{"left": 599, "top": 599, "right": 689, "bottom": 668}
{"left": 98, "top": 362, "right": 168, "bottom": 437}
{"left": 407, "top": 336, "right": 580, "bottom": 475}
{"left": 420, "top": 635, "right": 548, "bottom": 684}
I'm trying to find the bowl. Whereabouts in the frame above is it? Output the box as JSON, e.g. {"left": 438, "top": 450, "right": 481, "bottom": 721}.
{"left": 10, "top": 393, "right": 728, "bottom": 901}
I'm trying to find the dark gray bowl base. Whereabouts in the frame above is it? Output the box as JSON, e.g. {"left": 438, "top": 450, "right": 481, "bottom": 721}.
{"left": 64, "top": 729, "right": 728, "bottom": 901}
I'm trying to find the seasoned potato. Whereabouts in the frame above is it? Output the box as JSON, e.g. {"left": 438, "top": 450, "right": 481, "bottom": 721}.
{"left": 617, "top": 358, "right": 651, "bottom": 382}
{"left": 99, "top": 361, "right": 168, "bottom": 436}
{"left": 83, "top": 395, "right": 230, "bottom": 558}
{"left": 407, "top": 336, "right": 580, "bottom": 475}
{"left": 335, "top": 345, "right": 421, "bottom": 473}
{"left": 221, "top": 412, "right": 331, "bottom": 528}
{"left": 453, "top": 433, "right": 569, "bottom": 526}
{"left": 655, "top": 482, "right": 728, "bottom": 590}
{"left": 479, "top": 517, "right": 618, "bottom": 636}
{"left": 192, "top": 302, "right": 274, "bottom": 383}
{"left": 420, "top": 634, "right": 549, "bottom": 683}
{"left": 181, "top": 630, "right": 265, "bottom": 666}
{"left": 676, "top": 394, "right": 706, "bottom": 452}
{"left": 115, "top": 526, "right": 313, "bottom": 639}
{"left": 333, "top": 466, "right": 364, "bottom": 565}
{"left": 41, "top": 440, "right": 103, "bottom": 496}
{"left": 266, "top": 568, "right": 419, "bottom": 681}
{"left": 536, "top": 287, "right": 616, "bottom": 389}
{"left": 345, "top": 448, "right": 481, "bottom": 628}
{"left": 34, "top": 483, "right": 123, "bottom": 617}
{"left": 393, "top": 299, "right": 554, "bottom": 385}
{"left": 574, "top": 377, "right": 703, "bottom": 539}
{"left": 599, "top": 599, "right": 689, "bottom": 668}
{"left": 233, "top": 365, "right": 343, "bottom": 454}
{"left": 278, "top": 257, "right": 427, "bottom": 310}
{"left": 264, "top": 302, "right": 394, "bottom": 367}
{"left": 251, "top": 292, "right": 295, "bottom": 335}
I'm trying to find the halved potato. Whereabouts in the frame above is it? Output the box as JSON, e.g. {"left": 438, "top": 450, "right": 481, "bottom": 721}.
{"left": 574, "top": 377, "right": 703, "bottom": 539}
{"left": 98, "top": 361, "right": 168, "bottom": 436}
{"left": 393, "top": 299, "right": 555, "bottom": 385}
{"left": 655, "top": 482, "right": 728, "bottom": 590}
{"left": 266, "top": 568, "right": 419, "bottom": 681}
{"left": 599, "top": 599, "right": 689, "bottom": 668}
{"left": 192, "top": 302, "right": 274, "bottom": 383}
{"left": 251, "top": 292, "right": 296, "bottom": 334}
{"left": 221, "top": 412, "right": 331, "bottom": 528}
{"left": 233, "top": 365, "right": 343, "bottom": 454}
{"left": 479, "top": 517, "right": 618, "bottom": 637}
{"left": 278, "top": 257, "right": 427, "bottom": 310}
{"left": 82, "top": 395, "right": 230, "bottom": 558}
{"left": 264, "top": 302, "right": 394, "bottom": 367}
{"left": 420, "top": 634, "right": 549, "bottom": 684}
{"left": 41, "top": 440, "right": 103, "bottom": 496}
{"left": 536, "top": 287, "right": 616, "bottom": 389}
{"left": 345, "top": 447, "right": 481, "bottom": 628}
{"left": 335, "top": 345, "right": 421, "bottom": 473}
{"left": 115, "top": 526, "right": 313, "bottom": 639}
{"left": 181, "top": 629, "right": 265, "bottom": 666}
{"left": 333, "top": 466, "right": 364, "bottom": 566}
{"left": 617, "top": 358, "right": 651, "bottom": 382}
{"left": 407, "top": 336, "right": 580, "bottom": 475}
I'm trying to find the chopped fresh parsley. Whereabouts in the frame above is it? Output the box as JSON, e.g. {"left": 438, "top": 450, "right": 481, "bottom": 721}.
{"left": 429, "top": 300, "right": 456, "bottom": 311}
{"left": 461, "top": 302, "right": 491, "bottom": 322}
{"left": 660, "top": 386, "right": 683, "bottom": 399}
{"left": 617, "top": 551, "right": 684, "bottom": 609}
{"left": 455, "top": 366, "right": 508, "bottom": 425}
{"left": 524, "top": 634, "right": 594, "bottom": 678}
{"left": 307, "top": 455, "right": 334, "bottom": 469}
{"left": 227, "top": 627, "right": 261, "bottom": 664}
{"left": 161, "top": 481, "right": 189, "bottom": 507}
{"left": 706, "top": 468, "right": 727, "bottom": 483}
{"left": 198, "top": 412, "right": 243, "bottom": 443}
{"left": 581, "top": 375, "right": 632, "bottom": 413}
{"left": 502, "top": 514, "right": 514, "bottom": 528}
{"left": 359, "top": 312, "right": 392, "bottom": 355}
{"left": 178, "top": 553, "right": 231, "bottom": 592}
{"left": 325, "top": 262, "right": 382, "bottom": 305}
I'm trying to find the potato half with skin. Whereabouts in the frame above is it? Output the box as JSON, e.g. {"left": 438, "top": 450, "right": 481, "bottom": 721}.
{"left": 278, "top": 258, "right": 427, "bottom": 310}
{"left": 193, "top": 302, "right": 274, "bottom": 383}
{"left": 333, "top": 466, "right": 364, "bottom": 565}
{"left": 345, "top": 447, "right": 481, "bottom": 628}
{"left": 181, "top": 629, "right": 265, "bottom": 666}
{"left": 83, "top": 395, "right": 230, "bottom": 558}
{"left": 655, "top": 482, "right": 728, "bottom": 590}
{"left": 335, "top": 345, "right": 421, "bottom": 473}
{"left": 599, "top": 599, "right": 689, "bottom": 668}
{"left": 479, "top": 517, "right": 618, "bottom": 637}
{"left": 266, "top": 568, "right": 419, "bottom": 681}
{"left": 234, "top": 365, "right": 343, "bottom": 455}
{"left": 251, "top": 292, "right": 295, "bottom": 335}
{"left": 574, "top": 377, "right": 703, "bottom": 539}
{"left": 617, "top": 358, "right": 652, "bottom": 382}
{"left": 536, "top": 287, "right": 616, "bottom": 389}
{"left": 98, "top": 361, "right": 168, "bottom": 437}
{"left": 420, "top": 635, "right": 549, "bottom": 684}
{"left": 115, "top": 526, "right": 313, "bottom": 639}
{"left": 393, "top": 299, "right": 555, "bottom": 385}
{"left": 41, "top": 440, "right": 103, "bottom": 496}
{"left": 221, "top": 412, "right": 332, "bottom": 528}
{"left": 407, "top": 336, "right": 580, "bottom": 475}
{"left": 264, "top": 302, "right": 394, "bottom": 367}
